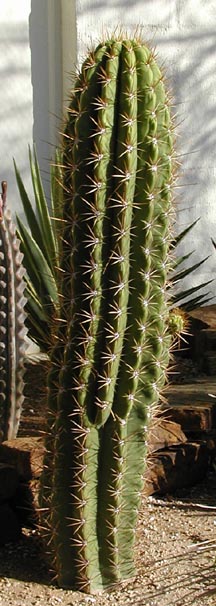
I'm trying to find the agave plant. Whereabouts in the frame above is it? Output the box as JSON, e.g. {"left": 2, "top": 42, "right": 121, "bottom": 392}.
{"left": 14, "top": 146, "right": 63, "bottom": 352}
{"left": 169, "top": 218, "right": 213, "bottom": 311}
{"left": 15, "top": 149, "right": 212, "bottom": 354}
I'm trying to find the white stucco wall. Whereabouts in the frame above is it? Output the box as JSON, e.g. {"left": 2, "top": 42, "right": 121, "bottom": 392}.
{"left": 1, "top": 0, "right": 216, "bottom": 299}
{"left": 0, "top": 0, "right": 33, "bottom": 215}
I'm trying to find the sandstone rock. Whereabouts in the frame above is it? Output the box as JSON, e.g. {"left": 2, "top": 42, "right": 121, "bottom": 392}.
{"left": 145, "top": 441, "right": 209, "bottom": 496}
{"left": 148, "top": 419, "right": 187, "bottom": 453}
{"left": 189, "top": 305, "right": 216, "bottom": 329}
{"left": 163, "top": 404, "right": 215, "bottom": 433}
{"left": 0, "top": 437, "right": 45, "bottom": 480}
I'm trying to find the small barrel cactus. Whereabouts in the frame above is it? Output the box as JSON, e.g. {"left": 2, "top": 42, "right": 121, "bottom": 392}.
{"left": 0, "top": 181, "right": 28, "bottom": 442}
{"left": 39, "top": 35, "right": 176, "bottom": 592}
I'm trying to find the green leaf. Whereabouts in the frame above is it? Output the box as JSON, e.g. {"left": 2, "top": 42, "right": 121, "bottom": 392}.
{"left": 171, "top": 256, "right": 210, "bottom": 284}
{"left": 14, "top": 146, "right": 62, "bottom": 351}
{"left": 172, "top": 218, "right": 200, "bottom": 247}
{"left": 14, "top": 159, "right": 45, "bottom": 255}
{"left": 25, "top": 299, "right": 51, "bottom": 351}
{"left": 50, "top": 148, "right": 64, "bottom": 270}
{"left": 169, "top": 217, "right": 212, "bottom": 312}
{"left": 16, "top": 216, "right": 58, "bottom": 308}
{"left": 51, "top": 148, "right": 63, "bottom": 220}
{"left": 24, "top": 278, "right": 49, "bottom": 323}
{"left": 29, "top": 145, "right": 57, "bottom": 271}
{"left": 181, "top": 295, "right": 214, "bottom": 312}
{"left": 171, "top": 250, "right": 194, "bottom": 272}
{"left": 171, "top": 279, "right": 213, "bottom": 305}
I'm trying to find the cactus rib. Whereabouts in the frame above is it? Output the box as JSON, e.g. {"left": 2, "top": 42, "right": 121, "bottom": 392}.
{"left": 0, "top": 181, "right": 28, "bottom": 442}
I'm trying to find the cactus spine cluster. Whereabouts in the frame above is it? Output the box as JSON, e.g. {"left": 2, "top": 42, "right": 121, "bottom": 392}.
{"left": 39, "top": 36, "right": 176, "bottom": 592}
{"left": 0, "top": 182, "right": 28, "bottom": 442}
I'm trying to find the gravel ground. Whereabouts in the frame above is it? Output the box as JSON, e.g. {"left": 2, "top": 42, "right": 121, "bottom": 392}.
{"left": 0, "top": 474, "right": 216, "bottom": 606}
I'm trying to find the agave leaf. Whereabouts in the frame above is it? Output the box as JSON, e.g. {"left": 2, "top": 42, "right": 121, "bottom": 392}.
{"left": 171, "top": 279, "right": 213, "bottom": 306}
{"left": 19, "top": 274, "right": 52, "bottom": 352}
{"left": 51, "top": 149, "right": 63, "bottom": 221}
{"left": 172, "top": 255, "right": 210, "bottom": 284}
{"left": 15, "top": 147, "right": 62, "bottom": 352}
{"left": 181, "top": 294, "right": 214, "bottom": 312}
{"left": 50, "top": 148, "right": 64, "bottom": 269}
{"left": 170, "top": 218, "right": 213, "bottom": 313}
{"left": 16, "top": 215, "right": 58, "bottom": 308}
{"left": 176, "top": 251, "right": 194, "bottom": 264}
{"left": 25, "top": 310, "right": 51, "bottom": 351}
{"left": 172, "top": 218, "right": 200, "bottom": 247}
{"left": 26, "top": 298, "right": 49, "bottom": 328}
{"left": 13, "top": 159, "right": 46, "bottom": 257}
{"left": 24, "top": 277, "right": 50, "bottom": 323}
{"left": 171, "top": 250, "right": 194, "bottom": 272}
{"left": 29, "top": 145, "right": 57, "bottom": 271}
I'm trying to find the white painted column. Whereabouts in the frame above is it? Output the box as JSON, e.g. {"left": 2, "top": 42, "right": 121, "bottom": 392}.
{"left": 30, "top": 0, "right": 77, "bottom": 195}
{"left": 61, "top": 0, "right": 77, "bottom": 113}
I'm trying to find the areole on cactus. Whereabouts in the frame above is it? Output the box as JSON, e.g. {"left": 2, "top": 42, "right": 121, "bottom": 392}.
{"left": 39, "top": 34, "right": 177, "bottom": 592}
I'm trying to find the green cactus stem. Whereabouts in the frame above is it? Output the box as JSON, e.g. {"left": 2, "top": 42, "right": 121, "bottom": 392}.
{"left": 39, "top": 35, "right": 177, "bottom": 593}
{"left": 0, "top": 181, "right": 28, "bottom": 442}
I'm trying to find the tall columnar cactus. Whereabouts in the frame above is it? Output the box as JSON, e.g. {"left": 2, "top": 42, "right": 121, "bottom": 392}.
{"left": 0, "top": 181, "right": 28, "bottom": 442}
{"left": 39, "top": 36, "right": 176, "bottom": 592}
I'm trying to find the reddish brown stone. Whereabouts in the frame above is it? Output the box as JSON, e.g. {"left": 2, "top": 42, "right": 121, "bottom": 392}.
{"left": 145, "top": 442, "right": 209, "bottom": 496}
{"left": 0, "top": 437, "right": 45, "bottom": 480}
{"left": 148, "top": 419, "right": 187, "bottom": 453}
{"left": 163, "top": 404, "right": 215, "bottom": 433}
{"left": 189, "top": 304, "right": 216, "bottom": 329}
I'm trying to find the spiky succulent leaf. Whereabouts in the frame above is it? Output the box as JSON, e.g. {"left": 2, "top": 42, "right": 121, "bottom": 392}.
{"left": 172, "top": 255, "right": 210, "bottom": 283}
{"left": 15, "top": 148, "right": 61, "bottom": 351}
{"left": 172, "top": 218, "right": 200, "bottom": 247}
{"left": 16, "top": 216, "right": 58, "bottom": 307}
{"left": 29, "top": 146, "right": 58, "bottom": 270}
{"left": 50, "top": 148, "right": 63, "bottom": 257}
{"left": 24, "top": 278, "right": 52, "bottom": 349}
{"left": 169, "top": 219, "right": 212, "bottom": 310}
{"left": 14, "top": 159, "right": 45, "bottom": 256}
{"left": 171, "top": 278, "right": 213, "bottom": 308}
{"left": 181, "top": 294, "right": 214, "bottom": 311}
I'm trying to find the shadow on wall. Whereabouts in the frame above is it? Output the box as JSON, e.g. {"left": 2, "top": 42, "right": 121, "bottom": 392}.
{"left": 29, "top": 0, "right": 62, "bottom": 195}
